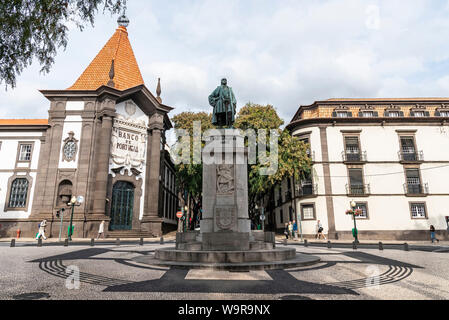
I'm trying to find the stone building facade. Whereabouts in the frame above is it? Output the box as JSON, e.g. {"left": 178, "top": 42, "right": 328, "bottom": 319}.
{"left": 0, "top": 21, "right": 177, "bottom": 238}
{"left": 269, "top": 98, "right": 449, "bottom": 240}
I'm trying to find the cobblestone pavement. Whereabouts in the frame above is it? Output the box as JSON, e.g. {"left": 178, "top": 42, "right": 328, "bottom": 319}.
{"left": 1, "top": 242, "right": 448, "bottom": 300}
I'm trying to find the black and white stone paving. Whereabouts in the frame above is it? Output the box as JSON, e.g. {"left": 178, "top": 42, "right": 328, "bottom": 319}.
{"left": 1, "top": 242, "right": 449, "bottom": 300}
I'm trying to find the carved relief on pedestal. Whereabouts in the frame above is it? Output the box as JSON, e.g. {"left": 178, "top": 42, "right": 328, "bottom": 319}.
{"left": 215, "top": 207, "right": 237, "bottom": 230}
{"left": 216, "top": 164, "right": 235, "bottom": 194}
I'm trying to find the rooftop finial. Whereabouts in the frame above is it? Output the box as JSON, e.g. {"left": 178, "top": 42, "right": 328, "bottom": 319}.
{"left": 117, "top": 0, "right": 129, "bottom": 28}
{"left": 156, "top": 78, "right": 162, "bottom": 103}
{"left": 107, "top": 60, "right": 115, "bottom": 88}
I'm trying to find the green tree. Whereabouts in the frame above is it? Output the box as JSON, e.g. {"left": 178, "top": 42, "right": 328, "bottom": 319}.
{"left": 234, "top": 103, "right": 311, "bottom": 222}
{"left": 171, "top": 112, "right": 215, "bottom": 219}
{"left": 0, "top": 0, "right": 124, "bottom": 88}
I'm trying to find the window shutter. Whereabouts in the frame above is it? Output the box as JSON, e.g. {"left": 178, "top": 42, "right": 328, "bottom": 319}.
{"left": 410, "top": 111, "right": 415, "bottom": 117}
{"left": 347, "top": 112, "right": 353, "bottom": 118}
{"left": 332, "top": 111, "right": 337, "bottom": 118}
{"left": 373, "top": 111, "right": 379, "bottom": 117}
{"left": 399, "top": 111, "right": 404, "bottom": 117}
{"left": 384, "top": 111, "right": 389, "bottom": 117}
{"left": 358, "top": 111, "right": 363, "bottom": 117}
{"left": 425, "top": 111, "right": 430, "bottom": 117}
{"left": 435, "top": 111, "right": 441, "bottom": 117}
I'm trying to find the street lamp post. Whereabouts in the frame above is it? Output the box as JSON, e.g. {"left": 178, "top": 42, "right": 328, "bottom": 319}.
{"left": 67, "top": 195, "right": 84, "bottom": 241}
{"left": 350, "top": 200, "right": 359, "bottom": 244}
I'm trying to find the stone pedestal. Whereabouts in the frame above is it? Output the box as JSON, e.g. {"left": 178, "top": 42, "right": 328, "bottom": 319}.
{"left": 152, "top": 129, "right": 320, "bottom": 270}
{"left": 200, "top": 129, "right": 250, "bottom": 251}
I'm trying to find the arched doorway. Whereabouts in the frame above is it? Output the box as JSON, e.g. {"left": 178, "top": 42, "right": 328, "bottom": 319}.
{"left": 110, "top": 181, "right": 135, "bottom": 230}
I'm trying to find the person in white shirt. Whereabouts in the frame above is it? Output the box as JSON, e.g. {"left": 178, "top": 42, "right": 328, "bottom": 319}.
{"left": 36, "top": 220, "right": 47, "bottom": 240}
{"left": 97, "top": 221, "right": 105, "bottom": 240}
{"left": 316, "top": 220, "right": 326, "bottom": 240}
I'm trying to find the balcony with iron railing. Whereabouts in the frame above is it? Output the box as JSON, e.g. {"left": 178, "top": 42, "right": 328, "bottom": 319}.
{"left": 297, "top": 183, "right": 318, "bottom": 198}
{"left": 398, "top": 149, "right": 424, "bottom": 162}
{"left": 346, "top": 184, "right": 371, "bottom": 196}
{"left": 403, "top": 183, "right": 429, "bottom": 196}
{"left": 342, "top": 150, "right": 367, "bottom": 163}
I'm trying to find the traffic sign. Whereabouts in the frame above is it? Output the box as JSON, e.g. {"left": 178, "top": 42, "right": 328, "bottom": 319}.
{"left": 176, "top": 211, "right": 183, "bottom": 219}
{"left": 260, "top": 215, "right": 265, "bottom": 221}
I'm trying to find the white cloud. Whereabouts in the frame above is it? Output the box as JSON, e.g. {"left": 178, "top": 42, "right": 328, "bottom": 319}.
{"left": 2, "top": 0, "right": 449, "bottom": 123}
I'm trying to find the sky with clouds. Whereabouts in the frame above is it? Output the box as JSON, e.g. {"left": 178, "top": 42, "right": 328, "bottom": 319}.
{"left": 2, "top": 0, "right": 449, "bottom": 128}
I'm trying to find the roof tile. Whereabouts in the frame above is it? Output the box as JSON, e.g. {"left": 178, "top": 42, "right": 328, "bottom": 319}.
{"left": 68, "top": 26, "right": 144, "bottom": 91}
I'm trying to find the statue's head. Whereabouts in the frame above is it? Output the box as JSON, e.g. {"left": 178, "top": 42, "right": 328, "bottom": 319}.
{"left": 221, "top": 78, "right": 227, "bottom": 86}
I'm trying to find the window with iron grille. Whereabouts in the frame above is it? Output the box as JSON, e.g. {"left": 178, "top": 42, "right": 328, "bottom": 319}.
{"left": 413, "top": 111, "right": 425, "bottom": 117}
{"left": 355, "top": 203, "right": 368, "bottom": 219}
{"left": 362, "top": 111, "right": 374, "bottom": 117}
{"left": 440, "top": 111, "right": 449, "bottom": 117}
{"left": 410, "top": 203, "right": 426, "bottom": 219}
{"left": 406, "top": 169, "right": 421, "bottom": 194}
{"left": 389, "top": 111, "right": 400, "bottom": 117}
{"left": 8, "top": 178, "right": 29, "bottom": 208}
{"left": 337, "top": 112, "right": 349, "bottom": 118}
{"left": 19, "top": 144, "right": 32, "bottom": 161}
{"left": 349, "top": 169, "right": 364, "bottom": 194}
{"left": 302, "top": 204, "right": 315, "bottom": 220}
{"left": 345, "top": 136, "right": 360, "bottom": 161}
{"left": 400, "top": 136, "right": 417, "bottom": 161}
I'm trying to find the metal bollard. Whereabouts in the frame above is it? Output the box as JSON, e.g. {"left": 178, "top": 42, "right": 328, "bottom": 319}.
{"left": 116, "top": 238, "right": 120, "bottom": 246}
{"left": 90, "top": 239, "right": 95, "bottom": 247}
{"left": 37, "top": 238, "right": 42, "bottom": 247}
{"left": 304, "top": 239, "right": 308, "bottom": 247}
{"left": 64, "top": 239, "right": 69, "bottom": 247}
{"left": 327, "top": 241, "right": 331, "bottom": 249}
{"left": 283, "top": 238, "right": 287, "bottom": 246}
{"left": 160, "top": 236, "right": 164, "bottom": 245}
{"left": 10, "top": 239, "right": 15, "bottom": 247}
{"left": 404, "top": 243, "right": 409, "bottom": 251}
{"left": 139, "top": 238, "right": 144, "bottom": 246}
{"left": 379, "top": 242, "right": 383, "bottom": 251}
{"left": 352, "top": 241, "right": 357, "bottom": 250}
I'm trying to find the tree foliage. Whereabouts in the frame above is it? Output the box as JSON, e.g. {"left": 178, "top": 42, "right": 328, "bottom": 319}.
{"left": 172, "top": 104, "right": 312, "bottom": 224}
{"left": 171, "top": 112, "right": 215, "bottom": 203}
{"left": 234, "top": 103, "right": 311, "bottom": 218}
{"left": 0, "top": 0, "right": 124, "bottom": 88}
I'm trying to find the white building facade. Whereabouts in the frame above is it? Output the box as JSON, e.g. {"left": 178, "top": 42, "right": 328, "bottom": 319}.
{"left": 271, "top": 98, "right": 449, "bottom": 240}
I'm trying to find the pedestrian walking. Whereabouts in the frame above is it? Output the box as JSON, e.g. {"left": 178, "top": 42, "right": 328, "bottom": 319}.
{"left": 293, "top": 220, "right": 298, "bottom": 240}
{"left": 284, "top": 223, "right": 289, "bottom": 240}
{"left": 97, "top": 220, "right": 105, "bottom": 240}
{"left": 316, "top": 220, "right": 326, "bottom": 240}
{"left": 288, "top": 221, "right": 293, "bottom": 239}
{"left": 430, "top": 225, "right": 440, "bottom": 243}
{"left": 36, "top": 220, "right": 47, "bottom": 240}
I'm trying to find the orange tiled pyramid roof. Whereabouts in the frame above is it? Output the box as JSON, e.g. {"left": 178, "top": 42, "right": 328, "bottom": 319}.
{"left": 68, "top": 26, "right": 144, "bottom": 91}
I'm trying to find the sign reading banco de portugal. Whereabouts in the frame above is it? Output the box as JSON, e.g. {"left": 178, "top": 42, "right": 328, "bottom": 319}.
{"left": 110, "top": 113, "right": 147, "bottom": 179}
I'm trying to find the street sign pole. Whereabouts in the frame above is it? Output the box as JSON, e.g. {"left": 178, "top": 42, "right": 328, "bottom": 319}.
{"left": 58, "top": 209, "right": 65, "bottom": 242}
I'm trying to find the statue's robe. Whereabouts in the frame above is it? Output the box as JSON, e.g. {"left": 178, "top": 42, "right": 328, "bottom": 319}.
{"left": 208, "top": 85, "right": 237, "bottom": 126}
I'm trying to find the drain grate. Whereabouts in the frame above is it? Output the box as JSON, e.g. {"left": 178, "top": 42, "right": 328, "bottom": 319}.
{"left": 13, "top": 292, "right": 51, "bottom": 300}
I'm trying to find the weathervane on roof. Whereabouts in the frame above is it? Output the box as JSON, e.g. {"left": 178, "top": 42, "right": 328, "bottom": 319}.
{"left": 117, "top": 0, "right": 129, "bottom": 28}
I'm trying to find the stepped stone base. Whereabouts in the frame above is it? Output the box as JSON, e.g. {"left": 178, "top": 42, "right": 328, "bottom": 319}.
{"left": 136, "top": 251, "right": 320, "bottom": 271}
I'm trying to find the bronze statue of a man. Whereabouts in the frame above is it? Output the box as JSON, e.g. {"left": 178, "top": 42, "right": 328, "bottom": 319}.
{"left": 208, "top": 78, "right": 237, "bottom": 127}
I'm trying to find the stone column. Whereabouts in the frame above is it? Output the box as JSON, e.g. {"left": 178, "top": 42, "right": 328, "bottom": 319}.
{"left": 319, "top": 125, "right": 337, "bottom": 239}
{"left": 141, "top": 113, "right": 164, "bottom": 236}
{"left": 92, "top": 114, "right": 114, "bottom": 214}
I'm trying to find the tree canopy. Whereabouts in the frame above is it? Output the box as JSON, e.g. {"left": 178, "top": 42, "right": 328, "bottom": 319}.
{"left": 171, "top": 103, "right": 312, "bottom": 223}
{"left": 0, "top": 0, "right": 124, "bottom": 88}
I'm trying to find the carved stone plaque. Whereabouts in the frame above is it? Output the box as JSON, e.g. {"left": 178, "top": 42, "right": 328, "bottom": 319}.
{"left": 216, "top": 164, "right": 234, "bottom": 194}
{"left": 215, "top": 206, "right": 237, "bottom": 230}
